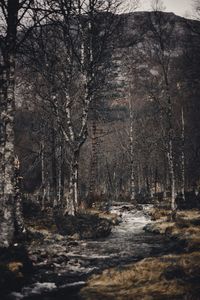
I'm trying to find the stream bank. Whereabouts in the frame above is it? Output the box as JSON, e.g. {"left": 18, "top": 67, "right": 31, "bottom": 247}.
{"left": 3, "top": 204, "right": 181, "bottom": 300}
{"left": 80, "top": 207, "right": 200, "bottom": 300}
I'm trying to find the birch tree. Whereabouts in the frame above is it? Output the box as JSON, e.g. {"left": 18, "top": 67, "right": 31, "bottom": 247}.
{"left": 19, "top": 0, "right": 123, "bottom": 215}
{"left": 0, "top": 0, "right": 29, "bottom": 247}
{"left": 148, "top": 0, "right": 177, "bottom": 217}
{"left": 0, "top": 0, "right": 49, "bottom": 247}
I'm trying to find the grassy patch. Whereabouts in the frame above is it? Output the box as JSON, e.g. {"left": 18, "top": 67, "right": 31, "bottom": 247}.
{"left": 145, "top": 209, "right": 200, "bottom": 253}
{"left": 85, "top": 209, "right": 121, "bottom": 225}
{"left": 81, "top": 252, "right": 200, "bottom": 300}
{"left": 148, "top": 208, "right": 172, "bottom": 221}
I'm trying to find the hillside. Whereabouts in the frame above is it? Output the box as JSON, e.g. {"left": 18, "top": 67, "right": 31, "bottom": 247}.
{"left": 15, "top": 11, "right": 200, "bottom": 202}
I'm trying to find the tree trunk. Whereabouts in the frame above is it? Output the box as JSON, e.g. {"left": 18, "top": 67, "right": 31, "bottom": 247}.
{"left": 14, "top": 156, "right": 26, "bottom": 236}
{"left": 0, "top": 60, "right": 16, "bottom": 244}
{"left": 88, "top": 120, "right": 98, "bottom": 205}
{"left": 0, "top": 0, "right": 26, "bottom": 247}
{"left": 181, "top": 107, "right": 185, "bottom": 201}
{"left": 66, "top": 149, "right": 80, "bottom": 216}
{"left": 0, "top": 64, "right": 6, "bottom": 202}
{"left": 1, "top": 52, "right": 16, "bottom": 246}
{"left": 154, "top": 167, "right": 158, "bottom": 195}
{"left": 168, "top": 139, "right": 176, "bottom": 213}
{"left": 57, "top": 144, "right": 63, "bottom": 207}
{"left": 129, "top": 96, "right": 136, "bottom": 203}
{"left": 40, "top": 140, "right": 46, "bottom": 211}
{"left": 0, "top": 62, "right": 15, "bottom": 247}
{"left": 165, "top": 78, "right": 176, "bottom": 217}
{"left": 51, "top": 127, "right": 58, "bottom": 207}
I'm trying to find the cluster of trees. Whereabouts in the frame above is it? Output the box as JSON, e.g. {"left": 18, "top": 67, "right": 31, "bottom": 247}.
{"left": 1, "top": 0, "right": 200, "bottom": 248}
{"left": 72, "top": 1, "right": 200, "bottom": 213}
{"left": 0, "top": 0, "right": 131, "bottom": 247}
{"left": 113, "top": 1, "right": 200, "bottom": 213}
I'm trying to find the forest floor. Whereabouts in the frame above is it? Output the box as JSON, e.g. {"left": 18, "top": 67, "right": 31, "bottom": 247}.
{"left": 80, "top": 208, "right": 200, "bottom": 300}
{"left": 1, "top": 205, "right": 200, "bottom": 299}
{"left": 1, "top": 203, "right": 178, "bottom": 299}
{"left": 0, "top": 208, "right": 119, "bottom": 298}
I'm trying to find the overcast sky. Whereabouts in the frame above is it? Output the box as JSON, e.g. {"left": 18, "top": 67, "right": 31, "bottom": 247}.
{"left": 133, "top": 0, "right": 194, "bottom": 18}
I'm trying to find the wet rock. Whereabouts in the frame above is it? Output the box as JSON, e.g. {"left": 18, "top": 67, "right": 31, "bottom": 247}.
{"left": 120, "top": 205, "right": 132, "bottom": 212}
{"left": 69, "top": 233, "right": 81, "bottom": 240}
{"left": 52, "top": 255, "right": 69, "bottom": 264}
{"left": 136, "top": 204, "right": 143, "bottom": 211}
{"left": 68, "top": 240, "right": 79, "bottom": 246}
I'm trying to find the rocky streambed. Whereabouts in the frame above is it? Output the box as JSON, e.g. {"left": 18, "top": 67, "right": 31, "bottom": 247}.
{"left": 5, "top": 204, "right": 180, "bottom": 300}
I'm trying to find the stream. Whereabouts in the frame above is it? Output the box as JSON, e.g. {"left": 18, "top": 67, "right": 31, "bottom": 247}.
{"left": 8, "top": 203, "right": 179, "bottom": 300}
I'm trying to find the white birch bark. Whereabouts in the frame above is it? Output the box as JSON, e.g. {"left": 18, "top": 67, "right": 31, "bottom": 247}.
{"left": 0, "top": 66, "right": 6, "bottom": 200}
{"left": 128, "top": 92, "right": 136, "bottom": 203}
{"left": 88, "top": 120, "right": 98, "bottom": 202}
{"left": 57, "top": 144, "right": 62, "bottom": 206}
{"left": 41, "top": 140, "right": 46, "bottom": 211}
{"left": 181, "top": 107, "right": 185, "bottom": 201}
{"left": 167, "top": 139, "right": 176, "bottom": 211}
{"left": 0, "top": 53, "right": 16, "bottom": 247}
{"left": 166, "top": 87, "right": 176, "bottom": 215}
{"left": 14, "top": 156, "right": 26, "bottom": 235}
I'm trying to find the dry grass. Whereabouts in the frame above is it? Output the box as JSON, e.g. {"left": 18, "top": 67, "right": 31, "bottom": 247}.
{"left": 81, "top": 209, "right": 200, "bottom": 299}
{"left": 148, "top": 208, "right": 172, "bottom": 221}
{"left": 83, "top": 209, "right": 121, "bottom": 225}
{"left": 177, "top": 210, "right": 200, "bottom": 226}
{"left": 145, "top": 221, "right": 175, "bottom": 234}
{"left": 81, "top": 252, "right": 200, "bottom": 300}
{"left": 7, "top": 262, "right": 24, "bottom": 278}
{"left": 7, "top": 262, "right": 23, "bottom": 273}
{"left": 149, "top": 208, "right": 200, "bottom": 224}
{"left": 145, "top": 208, "right": 200, "bottom": 253}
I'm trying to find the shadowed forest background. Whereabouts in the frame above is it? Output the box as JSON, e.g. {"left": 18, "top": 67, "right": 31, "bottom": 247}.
{"left": 15, "top": 6, "right": 200, "bottom": 209}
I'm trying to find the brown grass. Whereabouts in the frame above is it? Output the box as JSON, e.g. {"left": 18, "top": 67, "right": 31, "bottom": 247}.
{"left": 177, "top": 210, "right": 200, "bottom": 226}
{"left": 148, "top": 208, "right": 171, "bottom": 221}
{"left": 7, "top": 262, "right": 24, "bottom": 278}
{"left": 81, "top": 209, "right": 200, "bottom": 299}
{"left": 149, "top": 208, "right": 200, "bottom": 224}
{"left": 82, "top": 209, "right": 121, "bottom": 225}
{"left": 81, "top": 252, "right": 200, "bottom": 300}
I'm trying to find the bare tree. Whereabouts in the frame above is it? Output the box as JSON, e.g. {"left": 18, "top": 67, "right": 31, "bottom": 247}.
{"left": 19, "top": 0, "right": 125, "bottom": 215}
{"left": 0, "top": 0, "right": 30, "bottom": 247}
{"left": 146, "top": 0, "right": 178, "bottom": 217}
{"left": 0, "top": 0, "right": 50, "bottom": 247}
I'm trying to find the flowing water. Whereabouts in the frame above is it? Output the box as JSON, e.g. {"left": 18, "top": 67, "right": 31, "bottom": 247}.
{"left": 8, "top": 204, "right": 179, "bottom": 300}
